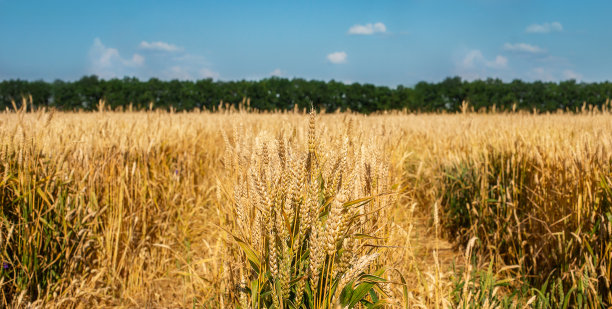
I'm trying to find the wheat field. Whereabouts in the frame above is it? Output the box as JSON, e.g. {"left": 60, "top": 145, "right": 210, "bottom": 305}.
{"left": 0, "top": 106, "right": 611, "bottom": 308}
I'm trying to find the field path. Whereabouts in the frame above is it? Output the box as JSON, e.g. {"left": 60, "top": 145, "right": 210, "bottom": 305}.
{"left": 388, "top": 200, "right": 465, "bottom": 306}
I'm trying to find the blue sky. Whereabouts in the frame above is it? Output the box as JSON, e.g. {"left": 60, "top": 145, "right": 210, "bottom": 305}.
{"left": 0, "top": 0, "right": 610, "bottom": 86}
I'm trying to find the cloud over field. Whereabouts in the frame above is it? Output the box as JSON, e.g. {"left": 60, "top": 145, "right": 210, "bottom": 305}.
{"left": 88, "top": 38, "right": 218, "bottom": 80}
{"left": 454, "top": 49, "right": 508, "bottom": 80}
{"left": 527, "top": 67, "right": 582, "bottom": 82}
{"left": 88, "top": 38, "right": 145, "bottom": 79}
{"left": 462, "top": 50, "right": 507, "bottom": 70}
{"left": 503, "top": 43, "right": 545, "bottom": 54}
{"left": 526, "top": 22, "right": 563, "bottom": 33}
{"left": 348, "top": 22, "right": 386, "bottom": 35}
{"left": 139, "top": 41, "right": 183, "bottom": 52}
{"left": 327, "top": 51, "right": 347, "bottom": 64}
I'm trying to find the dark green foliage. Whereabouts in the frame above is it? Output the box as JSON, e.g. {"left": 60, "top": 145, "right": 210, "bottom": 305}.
{"left": 1, "top": 76, "right": 612, "bottom": 113}
{"left": 441, "top": 149, "right": 612, "bottom": 307}
{"left": 451, "top": 258, "right": 604, "bottom": 308}
{"left": 0, "top": 145, "right": 97, "bottom": 304}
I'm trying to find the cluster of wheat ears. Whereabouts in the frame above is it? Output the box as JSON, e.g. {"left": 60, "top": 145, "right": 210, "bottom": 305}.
{"left": 0, "top": 99, "right": 611, "bottom": 308}
{"left": 222, "top": 112, "right": 396, "bottom": 308}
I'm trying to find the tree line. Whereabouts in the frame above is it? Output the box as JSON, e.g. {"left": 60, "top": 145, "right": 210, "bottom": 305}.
{"left": 1, "top": 75, "right": 611, "bottom": 113}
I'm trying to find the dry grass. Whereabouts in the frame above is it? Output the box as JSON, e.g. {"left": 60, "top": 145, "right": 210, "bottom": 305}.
{"left": 0, "top": 105, "right": 610, "bottom": 308}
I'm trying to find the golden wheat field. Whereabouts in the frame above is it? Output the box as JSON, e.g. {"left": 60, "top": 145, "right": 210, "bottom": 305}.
{"left": 1, "top": 108, "right": 611, "bottom": 308}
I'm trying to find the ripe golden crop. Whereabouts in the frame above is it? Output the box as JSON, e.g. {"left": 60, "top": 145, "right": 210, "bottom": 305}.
{"left": 0, "top": 107, "right": 610, "bottom": 307}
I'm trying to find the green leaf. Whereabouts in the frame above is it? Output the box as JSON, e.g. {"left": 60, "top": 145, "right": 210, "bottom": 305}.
{"left": 232, "top": 235, "right": 261, "bottom": 274}
{"left": 583, "top": 241, "right": 594, "bottom": 257}
{"left": 338, "top": 281, "right": 354, "bottom": 306}
{"left": 360, "top": 298, "right": 375, "bottom": 307}
{"left": 562, "top": 286, "right": 577, "bottom": 309}
{"left": 343, "top": 196, "right": 374, "bottom": 208}
{"left": 304, "top": 281, "right": 315, "bottom": 308}
{"left": 288, "top": 275, "right": 307, "bottom": 286}
{"left": 348, "top": 281, "right": 376, "bottom": 308}
{"left": 359, "top": 274, "right": 388, "bottom": 283}
{"left": 369, "top": 288, "right": 379, "bottom": 303}
{"left": 354, "top": 233, "right": 386, "bottom": 241}
{"left": 250, "top": 279, "right": 259, "bottom": 309}
{"left": 369, "top": 299, "right": 394, "bottom": 309}
{"left": 393, "top": 268, "right": 410, "bottom": 309}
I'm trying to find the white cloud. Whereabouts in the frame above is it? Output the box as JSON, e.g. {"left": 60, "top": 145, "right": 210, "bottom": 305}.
{"left": 348, "top": 22, "right": 386, "bottom": 35}
{"left": 158, "top": 66, "right": 220, "bottom": 81}
{"left": 488, "top": 55, "right": 508, "bottom": 69}
{"left": 89, "top": 38, "right": 145, "bottom": 78}
{"left": 139, "top": 41, "right": 183, "bottom": 52}
{"left": 462, "top": 50, "right": 507, "bottom": 69}
{"left": 327, "top": 51, "right": 347, "bottom": 64}
{"left": 526, "top": 22, "right": 563, "bottom": 33}
{"left": 130, "top": 54, "right": 145, "bottom": 66}
{"left": 158, "top": 66, "right": 221, "bottom": 80}
{"left": 270, "top": 68, "right": 282, "bottom": 77}
{"left": 527, "top": 67, "right": 583, "bottom": 82}
{"left": 563, "top": 69, "right": 582, "bottom": 81}
{"left": 455, "top": 49, "right": 508, "bottom": 80}
{"left": 461, "top": 50, "right": 483, "bottom": 68}
{"left": 88, "top": 38, "right": 218, "bottom": 80}
{"left": 503, "top": 43, "right": 545, "bottom": 54}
